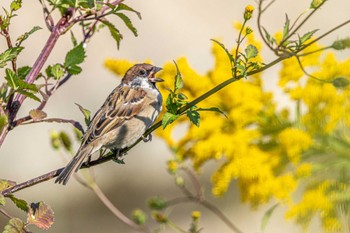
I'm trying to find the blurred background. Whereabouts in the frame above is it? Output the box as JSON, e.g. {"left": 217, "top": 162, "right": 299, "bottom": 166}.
{"left": 1, "top": 0, "right": 350, "bottom": 232}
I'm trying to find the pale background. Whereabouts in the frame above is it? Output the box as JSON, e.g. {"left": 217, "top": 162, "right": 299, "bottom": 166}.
{"left": 1, "top": 0, "right": 350, "bottom": 232}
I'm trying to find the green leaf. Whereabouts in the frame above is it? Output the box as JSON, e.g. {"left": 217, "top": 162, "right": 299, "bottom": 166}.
{"left": 70, "top": 31, "right": 78, "bottom": 46}
{"left": 29, "top": 109, "right": 47, "bottom": 121}
{"left": 332, "top": 77, "right": 350, "bottom": 88}
{"left": 0, "top": 47, "right": 23, "bottom": 68}
{"left": 116, "top": 12, "right": 138, "bottom": 37}
{"left": 196, "top": 107, "right": 227, "bottom": 118}
{"left": 245, "top": 44, "right": 258, "bottom": 59}
{"left": 50, "top": 130, "right": 60, "bottom": 150}
{"left": 27, "top": 202, "right": 55, "bottom": 230}
{"left": 5, "top": 68, "right": 38, "bottom": 93}
{"left": 116, "top": 3, "right": 142, "bottom": 19}
{"left": 75, "top": 103, "right": 91, "bottom": 126}
{"left": 211, "top": 39, "right": 234, "bottom": 65}
{"left": 3, "top": 218, "right": 26, "bottom": 233}
{"left": 262, "top": 27, "right": 276, "bottom": 45}
{"left": 0, "top": 179, "right": 16, "bottom": 192}
{"left": 173, "top": 61, "right": 183, "bottom": 91}
{"left": 282, "top": 14, "right": 290, "bottom": 41}
{"left": 64, "top": 43, "right": 86, "bottom": 68}
{"left": 102, "top": 20, "right": 123, "bottom": 49}
{"left": 261, "top": 204, "right": 279, "bottom": 231}
{"left": 46, "top": 64, "right": 65, "bottom": 79}
{"left": 8, "top": 195, "right": 28, "bottom": 212}
{"left": 67, "top": 64, "right": 82, "bottom": 75}
{"left": 332, "top": 38, "right": 350, "bottom": 50}
{"left": 16, "top": 26, "right": 41, "bottom": 46}
{"left": 187, "top": 109, "right": 200, "bottom": 127}
{"left": 299, "top": 29, "right": 319, "bottom": 45}
{"left": 162, "top": 112, "right": 179, "bottom": 129}
{"left": 17, "top": 66, "right": 31, "bottom": 79}
{"left": 59, "top": 131, "right": 72, "bottom": 152}
{"left": 17, "top": 90, "right": 40, "bottom": 102}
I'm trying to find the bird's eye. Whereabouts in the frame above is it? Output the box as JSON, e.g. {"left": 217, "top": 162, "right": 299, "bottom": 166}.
{"left": 139, "top": 69, "right": 147, "bottom": 76}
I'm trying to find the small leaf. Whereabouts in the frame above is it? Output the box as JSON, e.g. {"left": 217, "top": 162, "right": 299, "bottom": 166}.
{"left": 16, "top": 26, "right": 41, "bottom": 46}
{"left": 59, "top": 131, "right": 72, "bottom": 152}
{"left": 0, "top": 179, "right": 16, "bottom": 192}
{"left": 173, "top": 61, "right": 183, "bottom": 91}
{"left": 102, "top": 20, "right": 123, "bottom": 49}
{"left": 116, "top": 3, "right": 142, "bottom": 19}
{"left": 17, "top": 66, "right": 31, "bottom": 79}
{"left": 3, "top": 218, "right": 26, "bottom": 233}
{"left": 162, "top": 112, "right": 179, "bottom": 129}
{"left": 332, "top": 77, "right": 349, "bottom": 88}
{"left": 70, "top": 31, "right": 78, "bottom": 46}
{"left": 245, "top": 44, "right": 258, "bottom": 59}
{"left": 10, "top": 0, "right": 22, "bottom": 11}
{"left": 27, "top": 202, "right": 54, "bottom": 230}
{"left": 331, "top": 38, "right": 350, "bottom": 50}
{"left": 67, "top": 64, "right": 82, "bottom": 75}
{"left": 50, "top": 130, "right": 60, "bottom": 150}
{"left": 196, "top": 107, "right": 228, "bottom": 118}
{"left": 29, "top": 109, "right": 47, "bottom": 121}
{"left": 282, "top": 14, "right": 290, "bottom": 41}
{"left": 0, "top": 47, "right": 23, "bottom": 68}
{"left": 299, "top": 29, "right": 319, "bottom": 44}
{"left": 116, "top": 12, "right": 138, "bottom": 36}
{"left": 17, "top": 90, "right": 40, "bottom": 102}
{"left": 211, "top": 39, "right": 234, "bottom": 64}
{"left": 64, "top": 43, "right": 86, "bottom": 68}
{"left": 261, "top": 203, "right": 279, "bottom": 231}
{"left": 75, "top": 103, "right": 91, "bottom": 126}
{"left": 8, "top": 195, "right": 28, "bottom": 212}
{"left": 187, "top": 109, "right": 200, "bottom": 127}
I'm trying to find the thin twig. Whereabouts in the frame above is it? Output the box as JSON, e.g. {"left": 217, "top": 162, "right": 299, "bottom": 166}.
{"left": 21, "top": 118, "right": 84, "bottom": 134}
{"left": 295, "top": 56, "right": 330, "bottom": 83}
{"left": 0, "top": 208, "right": 12, "bottom": 219}
{"left": 90, "top": 183, "right": 150, "bottom": 233}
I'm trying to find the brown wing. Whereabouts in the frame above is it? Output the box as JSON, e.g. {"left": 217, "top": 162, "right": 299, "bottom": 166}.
{"left": 82, "top": 85, "right": 147, "bottom": 145}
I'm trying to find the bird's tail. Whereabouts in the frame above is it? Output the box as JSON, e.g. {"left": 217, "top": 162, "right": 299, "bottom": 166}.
{"left": 55, "top": 145, "right": 94, "bottom": 185}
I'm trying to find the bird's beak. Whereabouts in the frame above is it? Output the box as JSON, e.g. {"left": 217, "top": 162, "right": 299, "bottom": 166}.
{"left": 149, "top": 66, "right": 164, "bottom": 83}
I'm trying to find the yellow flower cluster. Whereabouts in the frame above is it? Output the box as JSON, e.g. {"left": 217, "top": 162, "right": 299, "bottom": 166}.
{"left": 104, "top": 25, "right": 350, "bottom": 232}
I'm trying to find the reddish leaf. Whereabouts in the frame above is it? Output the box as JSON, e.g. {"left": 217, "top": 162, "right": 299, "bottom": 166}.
{"left": 27, "top": 202, "right": 54, "bottom": 230}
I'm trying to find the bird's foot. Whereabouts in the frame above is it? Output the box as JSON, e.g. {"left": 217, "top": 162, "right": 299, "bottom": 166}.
{"left": 142, "top": 134, "right": 152, "bottom": 142}
{"left": 111, "top": 149, "right": 126, "bottom": 164}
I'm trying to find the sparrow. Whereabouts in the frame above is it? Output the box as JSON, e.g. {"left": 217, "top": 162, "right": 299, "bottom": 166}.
{"left": 55, "top": 63, "right": 163, "bottom": 185}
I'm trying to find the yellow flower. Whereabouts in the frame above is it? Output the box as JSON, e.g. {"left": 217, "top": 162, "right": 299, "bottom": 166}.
{"left": 191, "top": 211, "right": 201, "bottom": 220}
{"left": 244, "top": 5, "right": 254, "bottom": 20}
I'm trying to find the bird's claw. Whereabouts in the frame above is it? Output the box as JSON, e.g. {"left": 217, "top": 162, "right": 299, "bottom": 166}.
{"left": 111, "top": 149, "right": 126, "bottom": 164}
{"left": 142, "top": 134, "right": 152, "bottom": 142}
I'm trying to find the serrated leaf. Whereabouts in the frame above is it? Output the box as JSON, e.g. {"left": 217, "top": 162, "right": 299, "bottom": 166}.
{"left": 3, "top": 218, "right": 26, "bottom": 233}
{"left": 75, "top": 103, "right": 91, "bottom": 126}
{"left": 102, "top": 20, "right": 123, "bottom": 49}
{"left": 116, "top": 12, "right": 138, "bottom": 37}
{"left": 245, "top": 44, "right": 258, "bottom": 59}
{"left": 8, "top": 195, "right": 28, "bottom": 212}
{"left": 17, "top": 66, "right": 31, "bottom": 79}
{"left": 116, "top": 3, "right": 142, "bottom": 19}
{"left": 16, "top": 26, "right": 41, "bottom": 46}
{"left": 196, "top": 107, "right": 227, "bottom": 118}
{"left": 261, "top": 203, "right": 279, "bottom": 231}
{"left": 332, "top": 77, "right": 349, "bottom": 88}
{"left": 187, "top": 109, "right": 200, "bottom": 127}
{"left": 64, "top": 43, "right": 85, "bottom": 68}
{"left": 162, "top": 112, "right": 179, "bottom": 129}
{"left": 0, "top": 47, "right": 23, "bottom": 68}
{"left": 29, "top": 109, "right": 47, "bottom": 121}
{"left": 173, "top": 61, "right": 183, "bottom": 91}
{"left": 211, "top": 39, "right": 234, "bottom": 65}
{"left": 299, "top": 29, "right": 319, "bottom": 45}
{"left": 17, "top": 90, "right": 40, "bottom": 102}
{"left": 5, "top": 68, "right": 38, "bottom": 93}
{"left": 27, "top": 202, "right": 54, "bottom": 230}
{"left": 46, "top": 63, "right": 65, "bottom": 79}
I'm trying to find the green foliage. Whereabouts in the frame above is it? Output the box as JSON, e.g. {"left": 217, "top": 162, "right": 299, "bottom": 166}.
{"left": 132, "top": 209, "right": 147, "bottom": 225}
{"left": 16, "top": 26, "right": 41, "bottom": 47}
{"left": 0, "top": 47, "right": 23, "bottom": 68}
{"left": 332, "top": 77, "right": 350, "bottom": 88}
{"left": 46, "top": 64, "right": 65, "bottom": 80}
{"left": 261, "top": 204, "right": 279, "bottom": 231}
{"left": 2, "top": 218, "right": 25, "bottom": 233}
{"left": 148, "top": 197, "right": 166, "bottom": 210}
{"left": 101, "top": 20, "right": 123, "bottom": 49}
{"left": 8, "top": 194, "right": 28, "bottom": 212}
{"left": 0, "top": 115, "right": 8, "bottom": 133}
{"left": 76, "top": 103, "right": 91, "bottom": 126}
{"left": 64, "top": 43, "right": 86, "bottom": 75}
{"left": 187, "top": 108, "right": 200, "bottom": 127}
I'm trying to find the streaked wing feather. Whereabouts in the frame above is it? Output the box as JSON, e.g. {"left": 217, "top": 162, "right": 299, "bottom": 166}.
{"left": 83, "top": 85, "right": 147, "bottom": 145}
